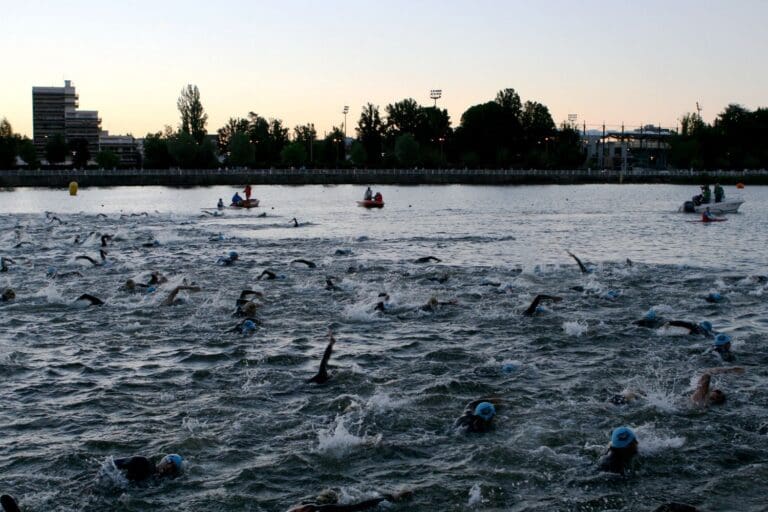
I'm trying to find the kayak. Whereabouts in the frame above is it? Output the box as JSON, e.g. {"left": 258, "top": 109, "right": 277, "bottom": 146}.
{"left": 357, "top": 200, "right": 384, "bottom": 209}
{"left": 230, "top": 198, "right": 260, "bottom": 209}
{"left": 687, "top": 218, "right": 728, "bottom": 223}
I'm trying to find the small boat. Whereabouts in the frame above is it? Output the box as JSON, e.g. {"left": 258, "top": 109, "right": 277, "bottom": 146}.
{"left": 679, "top": 198, "right": 743, "bottom": 214}
{"left": 230, "top": 198, "right": 260, "bottom": 209}
{"left": 357, "top": 200, "right": 384, "bottom": 209}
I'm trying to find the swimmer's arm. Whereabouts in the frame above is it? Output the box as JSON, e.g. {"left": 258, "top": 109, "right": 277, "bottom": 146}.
{"left": 705, "top": 367, "right": 745, "bottom": 376}
{"left": 691, "top": 373, "right": 711, "bottom": 405}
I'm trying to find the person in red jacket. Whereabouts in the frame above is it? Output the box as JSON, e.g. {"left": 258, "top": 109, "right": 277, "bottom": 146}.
{"left": 373, "top": 192, "right": 383, "bottom": 203}
{"left": 244, "top": 184, "right": 252, "bottom": 201}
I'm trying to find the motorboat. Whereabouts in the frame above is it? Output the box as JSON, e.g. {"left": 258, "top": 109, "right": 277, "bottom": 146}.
{"left": 230, "top": 198, "right": 260, "bottom": 209}
{"left": 679, "top": 198, "right": 744, "bottom": 214}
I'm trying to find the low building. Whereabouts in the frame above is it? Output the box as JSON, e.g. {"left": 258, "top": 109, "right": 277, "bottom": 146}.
{"left": 99, "top": 131, "right": 140, "bottom": 168}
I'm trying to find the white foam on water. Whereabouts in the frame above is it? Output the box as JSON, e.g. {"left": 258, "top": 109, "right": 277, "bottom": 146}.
{"left": 33, "top": 281, "right": 65, "bottom": 304}
{"left": 563, "top": 320, "right": 588, "bottom": 337}
{"left": 467, "top": 483, "right": 483, "bottom": 507}
{"left": 366, "top": 392, "right": 407, "bottom": 413}
{"left": 341, "top": 302, "right": 388, "bottom": 323}
{"left": 635, "top": 423, "right": 686, "bottom": 455}
{"left": 182, "top": 416, "right": 208, "bottom": 434}
{"left": 316, "top": 415, "right": 381, "bottom": 458}
{"left": 96, "top": 456, "right": 129, "bottom": 490}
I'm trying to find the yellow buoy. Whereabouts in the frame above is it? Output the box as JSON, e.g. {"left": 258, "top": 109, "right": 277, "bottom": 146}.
{"left": 69, "top": 181, "right": 78, "bottom": 196}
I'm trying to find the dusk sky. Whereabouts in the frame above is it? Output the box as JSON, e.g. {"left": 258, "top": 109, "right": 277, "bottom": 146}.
{"left": 2, "top": 0, "right": 767, "bottom": 138}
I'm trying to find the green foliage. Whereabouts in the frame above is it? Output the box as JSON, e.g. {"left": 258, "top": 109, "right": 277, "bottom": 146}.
{"left": 0, "top": 118, "right": 15, "bottom": 168}
{"left": 17, "top": 138, "right": 38, "bottom": 168}
{"left": 394, "top": 133, "right": 419, "bottom": 167}
{"left": 70, "top": 138, "right": 90, "bottom": 168}
{"left": 143, "top": 132, "right": 172, "bottom": 168}
{"left": 45, "top": 134, "right": 69, "bottom": 165}
{"left": 96, "top": 150, "right": 120, "bottom": 169}
{"left": 228, "top": 132, "right": 255, "bottom": 167}
{"left": 280, "top": 142, "right": 307, "bottom": 167}
{"left": 177, "top": 84, "right": 208, "bottom": 144}
{"left": 323, "top": 126, "right": 345, "bottom": 167}
{"left": 217, "top": 117, "right": 249, "bottom": 154}
{"left": 0, "top": 118, "right": 12, "bottom": 138}
{"left": 356, "top": 103, "right": 383, "bottom": 165}
{"left": 294, "top": 123, "right": 317, "bottom": 144}
{"left": 167, "top": 132, "right": 197, "bottom": 168}
{"left": 349, "top": 141, "right": 367, "bottom": 167}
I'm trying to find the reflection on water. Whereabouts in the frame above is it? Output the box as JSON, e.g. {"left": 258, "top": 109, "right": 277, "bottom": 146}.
{"left": 0, "top": 185, "right": 766, "bottom": 511}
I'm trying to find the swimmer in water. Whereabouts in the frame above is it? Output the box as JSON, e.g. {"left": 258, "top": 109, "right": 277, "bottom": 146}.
{"left": 217, "top": 198, "right": 224, "bottom": 209}
{"left": 258, "top": 269, "right": 285, "bottom": 280}
{"left": 705, "top": 292, "right": 725, "bottom": 303}
{"left": 292, "top": 259, "right": 317, "bottom": 268}
{"left": 287, "top": 489, "right": 412, "bottom": 512}
{"left": 325, "top": 277, "right": 340, "bottom": 291}
{"left": 690, "top": 367, "right": 745, "bottom": 407}
{"left": 414, "top": 256, "right": 441, "bottom": 263}
{"left": 522, "top": 294, "right": 562, "bottom": 316}
{"left": 75, "top": 249, "right": 108, "bottom": 266}
{"left": 217, "top": 251, "right": 239, "bottom": 266}
{"left": 234, "top": 290, "right": 263, "bottom": 317}
{"left": 608, "top": 388, "right": 646, "bottom": 406}
{"left": 307, "top": 330, "right": 337, "bottom": 384}
{"left": 1, "top": 288, "right": 16, "bottom": 302}
{"left": 420, "top": 296, "right": 458, "bottom": 312}
{"left": 0, "top": 257, "right": 14, "bottom": 272}
{"left": 711, "top": 333, "right": 735, "bottom": 362}
{"left": 374, "top": 292, "right": 391, "bottom": 312}
{"left": 454, "top": 399, "right": 500, "bottom": 433}
{"left": 230, "top": 318, "right": 261, "bottom": 334}
{"left": 566, "top": 250, "right": 592, "bottom": 274}
{"left": 291, "top": 217, "right": 299, "bottom": 227}
{"left": 1, "top": 495, "right": 20, "bottom": 512}
{"left": 598, "top": 426, "right": 638, "bottom": 475}
{"left": 101, "top": 234, "right": 113, "bottom": 247}
{"left": 76, "top": 293, "right": 104, "bottom": 306}
{"left": 148, "top": 271, "right": 168, "bottom": 285}
{"left": 664, "top": 320, "right": 715, "bottom": 336}
{"left": 652, "top": 504, "right": 698, "bottom": 512}
{"left": 142, "top": 239, "right": 161, "bottom": 248}
{"left": 162, "top": 285, "right": 202, "bottom": 306}
{"left": 111, "top": 454, "right": 184, "bottom": 482}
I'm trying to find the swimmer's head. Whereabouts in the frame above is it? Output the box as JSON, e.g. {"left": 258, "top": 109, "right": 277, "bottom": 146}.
{"left": 229, "top": 251, "right": 239, "bottom": 260}
{"left": 644, "top": 309, "right": 657, "bottom": 321}
{"left": 707, "top": 292, "right": 723, "bottom": 302}
{"left": 2, "top": 288, "right": 15, "bottom": 301}
{"left": 714, "top": 333, "right": 732, "bottom": 348}
{"left": 241, "top": 320, "right": 257, "bottom": 333}
{"left": 699, "top": 321, "right": 713, "bottom": 334}
{"left": 242, "top": 302, "right": 258, "bottom": 316}
{"left": 46, "top": 266, "right": 58, "bottom": 277}
{"left": 428, "top": 297, "right": 438, "bottom": 307}
{"left": 709, "top": 389, "right": 726, "bottom": 405}
{"left": 474, "top": 402, "right": 496, "bottom": 421}
{"left": 125, "top": 279, "right": 136, "bottom": 290}
{"left": 158, "top": 454, "right": 183, "bottom": 477}
{"left": 610, "top": 426, "right": 637, "bottom": 449}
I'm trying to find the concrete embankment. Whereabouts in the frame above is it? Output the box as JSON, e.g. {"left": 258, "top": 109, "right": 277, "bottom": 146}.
{"left": 1, "top": 168, "right": 766, "bottom": 187}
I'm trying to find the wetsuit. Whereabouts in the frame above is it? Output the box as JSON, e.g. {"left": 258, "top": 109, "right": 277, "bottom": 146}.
{"left": 666, "top": 320, "right": 710, "bottom": 335}
{"left": 598, "top": 448, "right": 635, "bottom": 475}
{"left": 454, "top": 412, "right": 493, "bottom": 433}
{"left": 114, "top": 456, "right": 158, "bottom": 482}
{"left": 714, "top": 346, "right": 735, "bottom": 362}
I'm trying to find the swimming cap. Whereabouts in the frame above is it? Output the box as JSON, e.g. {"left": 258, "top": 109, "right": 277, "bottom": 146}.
{"left": 161, "top": 454, "right": 183, "bottom": 471}
{"left": 474, "top": 402, "right": 496, "bottom": 421}
{"left": 46, "top": 266, "right": 57, "bottom": 276}
{"left": 714, "top": 333, "right": 732, "bottom": 346}
{"left": 146, "top": 286, "right": 157, "bottom": 293}
{"left": 241, "top": 320, "right": 257, "bottom": 333}
{"left": 708, "top": 292, "right": 723, "bottom": 302}
{"left": 501, "top": 363, "right": 517, "bottom": 373}
{"left": 604, "top": 290, "right": 620, "bottom": 299}
{"left": 644, "top": 309, "right": 657, "bottom": 320}
{"left": 699, "top": 321, "right": 713, "bottom": 333}
{"left": 229, "top": 251, "right": 239, "bottom": 259}
{"left": 611, "top": 426, "right": 636, "bottom": 448}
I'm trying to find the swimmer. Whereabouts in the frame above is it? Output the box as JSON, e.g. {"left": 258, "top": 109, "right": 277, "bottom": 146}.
{"left": 705, "top": 292, "right": 725, "bottom": 303}
{"left": 454, "top": 399, "right": 500, "bottom": 433}
{"left": 47, "top": 266, "right": 83, "bottom": 279}
{"left": 420, "top": 296, "right": 458, "bottom": 312}
{"left": 426, "top": 273, "right": 450, "bottom": 283}
{"left": 325, "top": 277, "right": 340, "bottom": 291}
{"left": 291, "top": 217, "right": 299, "bottom": 227}
{"left": 711, "top": 333, "right": 735, "bottom": 362}
{"left": 334, "top": 249, "right": 352, "bottom": 256}
{"left": 111, "top": 454, "right": 184, "bottom": 482}
{"left": 101, "top": 234, "right": 113, "bottom": 247}
{"left": 626, "top": 258, "right": 633, "bottom": 267}
{"left": 522, "top": 294, "right": 563, "bottom": 316}
{"left": 374, "top": 293, "right": 391, "bottom": 312}
{"left": 142, "top": 239, "right": 161, "bottom": 248}
{"left": 1, "top": 288, "right": 15, "bottom": 302}
{"left": 287, "top": 489, "right": 412, "bottom": 512}
{"left": 566, "top": 250, "right": 592, "bottom": 274}
{"left": 690, "top": 367, "right": 745, "bottom": 407}
{"left": 608, "top": 388, "right": 646, "bottom": 406}
{"left": 217, "top": 198, "right": 224, "bottom": 209}
{"left": 217, "top": 251, "right": 239, "bottom": 266}
{"left": 234, "top": 291, "right": 263, "bottom": 316}
{"left": 230, "top": 318, "right": 260, "bottom": 334}
{"left": 148, "top": 271, "right": 168, "bottom": 285}
{"left": 598, "top": 426, "right": 638, "bottom": 475}
{"left": 307, "top": 330, "right": 337, "bottom": 384}
{"left": 665, "top": 320, "right": 714, "bottom": 336}
{"left": 161, "top": 285, "right": 201, "bottom": 306}
{"left": 0, "top": 257, "right": 14, "bottom": 272}
{"left": 258, "top": 269, "right": 284, "bottom": 280}
{"left": 292, "top": 259, "right": 317, "bottom": 268}
{"left": 257, "top": 212, "right": 267, "bottom": 218}
{"left": 75, "top": 249, "right": 108, "bottom": 266}
{"left": 45, "top": 214, "right": 63, "bottom": 225}
{"left": 75, "top": 293, "right": 104, "bottom": 306}
{"left": 414, "top": 256, "right": 441, "bottom": 264}
{"left": 1, "top": 495, "right": 20, "bottom": 512}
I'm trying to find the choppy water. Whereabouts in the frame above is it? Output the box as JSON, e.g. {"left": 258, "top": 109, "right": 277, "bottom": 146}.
{"left": 0, "top": 184, "right": 766, "bottom": 512}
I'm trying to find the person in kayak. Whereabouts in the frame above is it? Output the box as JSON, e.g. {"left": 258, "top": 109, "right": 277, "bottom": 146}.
{"left": 454, "top": 399, "right": 499, "bottom": 433}
{"left": 690, "top": 367, "right": 745, "bottom": 407}
{"left": 231, "top": 192, "right": 243, "bottom": 206}
{"left": 702, "top": 207, "right": 716, "bottom": 222}
{"left": 364, "top": 187, "right": 373, "bottom": 200}
{"left": 111, "top": 453, "right": 184, "bottom": 482}
{"left": 598, "top": 426, "right": 638, "bottom": 475}
{"left": 714, "top": 183, "right": 725, "bottom": 203}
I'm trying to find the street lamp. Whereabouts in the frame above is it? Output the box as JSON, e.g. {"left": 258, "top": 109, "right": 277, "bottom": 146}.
{"left": 342, "top": 106, "right": 349, "bottom": 140}
{"left": 429, "top": 89, "right": 442, "bottom": 108}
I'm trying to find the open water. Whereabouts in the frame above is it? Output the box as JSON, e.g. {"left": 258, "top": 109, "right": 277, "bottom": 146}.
{"left": 0, "top": 184, "right": 766, "bottom": 511}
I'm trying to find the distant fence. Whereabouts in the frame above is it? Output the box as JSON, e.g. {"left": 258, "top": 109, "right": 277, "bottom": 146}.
{"left": 1, "top": 168, "right": 766, "bottom": 187}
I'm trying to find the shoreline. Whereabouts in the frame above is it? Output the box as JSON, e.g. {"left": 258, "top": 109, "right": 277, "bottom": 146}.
{"left": 1, "top": 168, "right": 766, "bottom": 187}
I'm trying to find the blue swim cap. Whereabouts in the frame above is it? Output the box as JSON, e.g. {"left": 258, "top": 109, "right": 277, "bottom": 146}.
{"left": 708, "top": 292, "right": 723, "bottom": 302}
{"left": 604, "top": 290, "right": 620, "bottom": 299}
{"left": 46, "top": 266, "right": 57, "bottom": 276}
{"left": 611, "top": 426, "right": 636, "bottom": 448}
{"left": 146, "top": 286, "right": 157, "bottom": 293}
{"left": 714, "top": 333, "right": 732, "bottom": 346}
{"left": 474, "top": 402, "right": 496, "bottom": 421}
{"left": 241, "top": 320, "right": 257, "bottom": 333}
{"left": 161, "top": 454, "right": 183, "bottom": 471}
{"left": 501, "top": 363, "right": 517, "bottom": 373}
{"left": 229, "top": 251, "right": 238, "bottom": 259}
{"left": 644, "top": 309, "right": 657, "bottom": 320}
{"left": 699, "top": 321, "right": 713, "bottom": 333}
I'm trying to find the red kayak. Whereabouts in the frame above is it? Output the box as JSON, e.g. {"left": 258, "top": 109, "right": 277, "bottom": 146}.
{"left": 688, "top": 218, "right": 727, "bottom": 223}
{"left": 357, "top": 200, "right": 384, "bottom": 209}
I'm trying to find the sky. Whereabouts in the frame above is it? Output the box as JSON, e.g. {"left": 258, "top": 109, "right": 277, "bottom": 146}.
{"left": 2, "top": 0, "right": 767, "bottom": 138}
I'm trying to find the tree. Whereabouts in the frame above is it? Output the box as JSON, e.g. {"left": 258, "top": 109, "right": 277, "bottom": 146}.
{"left": 384, "top": 98, "right": 422, "bottom": 139}
{"left": 269, "top": 119, "right": 290, "bottom": 162}
{"left": 17, "top": 138, "right": 38, "bottom": 168}
{"left": 143, "top": 132, "right": 172, "bottom": 168}
{"left": 521, "top": 101, "right": 555, "bottom": 142}
{"left": 228, "top": 132, "right": 255, "bottom": 167}
{"left": 217, "top": 117, "right": 249, "bottom": 154}
{"left": 70, "top": 138, "right": 90, "bottom": 168}
{"left": 394, "top": 133, "right": 420, "bottom": 167}
{"left": 322, "top": 126, "right": 345, "bottom": 167}
{"left": 0, "top": 118, "right": 12, "bottom": 138}
{"left": 0, "top": 118, "right": 16, "bottom": 168}
{"left": 349, "top": 142, "right": 367, "bottom": 167}
{"left": 96, "top": 150, "right": 120, "bottom": 169}
{"left": 294, "top": 123, "right": 317, "bottom": 144}
{"left": 167, "top": 131, "right": 197, "bottom": 168}
{"left": 356, "top": 103, "right": 383, "bottom": 165}
{"left": 495, "top": 88, "right": 522, "bottom": 118}
{"left": 281, "top": 142, "right": 307, "bottom": 167}
{"left": 45, "top": 134, "right": 69, "bottom": 165}
{"left": 177, "top": 84, "right": 208, "bottom": 144}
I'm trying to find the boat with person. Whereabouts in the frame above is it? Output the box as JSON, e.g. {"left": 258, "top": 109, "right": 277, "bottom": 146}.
{"left": 679, "top": 198, "right": 743, "bottom": 214}
{"left": 230, "top": 198, "right": 260, "bottom": 209}
{"left": 357, "top": 199, "right": 384, "bottom": 208}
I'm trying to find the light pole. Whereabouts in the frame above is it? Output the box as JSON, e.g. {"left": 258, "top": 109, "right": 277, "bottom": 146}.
{"left": 429, "top": 89, "right": 442, "bottom": 108}
{"left": 342, "top": 106, "right": 349, "bottom": 140}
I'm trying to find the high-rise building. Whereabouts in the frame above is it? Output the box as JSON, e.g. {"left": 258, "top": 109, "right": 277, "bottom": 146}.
{"left": 32, "top": 80, "right": 101, "bottom": 160}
